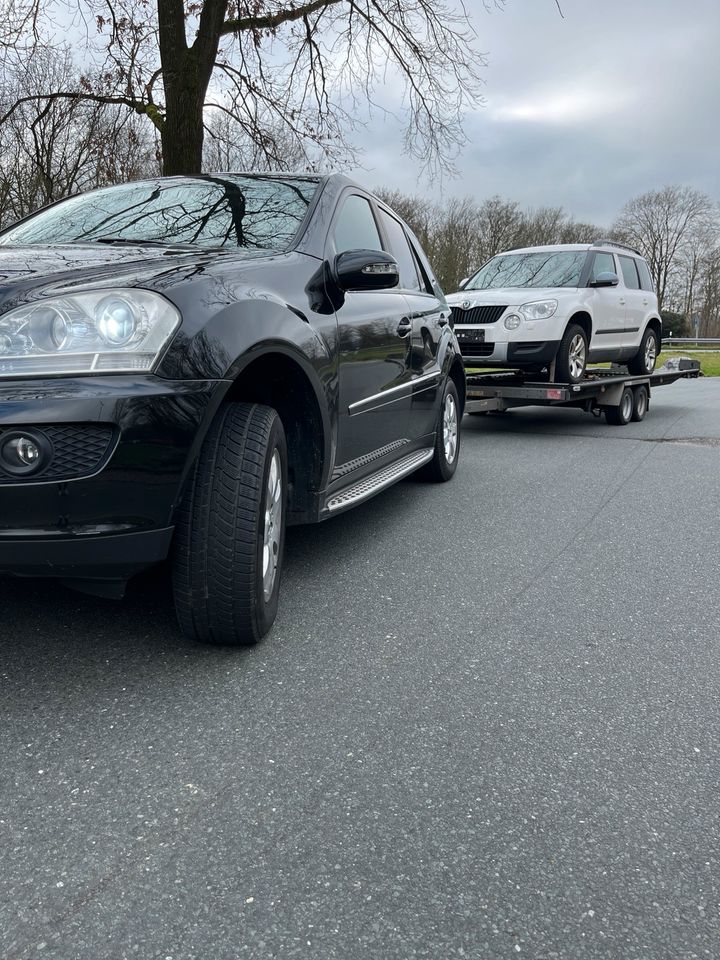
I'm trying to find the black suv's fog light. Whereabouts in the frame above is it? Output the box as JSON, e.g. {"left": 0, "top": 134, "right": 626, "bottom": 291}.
{"left": 0, "top": 430, "right": 53, "bottom": 476}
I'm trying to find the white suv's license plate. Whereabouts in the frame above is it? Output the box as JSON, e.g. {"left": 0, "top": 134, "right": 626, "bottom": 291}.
{"left": 456, "top": 328, "right": 485, "bottom": 342}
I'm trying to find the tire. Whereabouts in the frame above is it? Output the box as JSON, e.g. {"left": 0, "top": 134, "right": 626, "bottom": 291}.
{"left": 604, "top": 387, "right": 634, "bottom": 426}
{"left": 627, "top": 326, "right": 659, "bottom": 375}
{"left": 631, "top": 384, "right": 649, "bottom": 422}
{"left": 555, "top": 323, "right": 588, "bottom": 383}
{"left": 172, "top": 402, "right": 288, "bottom": 646}
{"left": 419, "top": 379, "right": 461, "bottom": 482}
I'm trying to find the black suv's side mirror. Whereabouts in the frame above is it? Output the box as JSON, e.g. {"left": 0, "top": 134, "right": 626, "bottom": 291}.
{"left": 589, "top": 271, "right": 620, "bottom": 288}
{"left": 334, "top": 250, "right": 399, "bottom": 291}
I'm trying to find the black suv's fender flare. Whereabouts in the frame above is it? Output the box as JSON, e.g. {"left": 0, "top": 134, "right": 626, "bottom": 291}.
{"left": 437, "top": 329, "right": 466, "bottom": 414}
{"left": 161, "top": 297, "right": 336, "bottom": 512}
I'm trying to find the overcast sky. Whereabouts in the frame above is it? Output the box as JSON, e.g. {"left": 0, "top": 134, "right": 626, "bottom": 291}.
{"left": 349, "top": 0, "right": 720, "bottom": 226}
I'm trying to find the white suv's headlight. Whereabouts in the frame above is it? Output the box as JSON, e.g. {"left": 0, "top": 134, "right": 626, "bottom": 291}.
{"left": 0, "top": 289, "right": 180, "bottom": 377}
{"left": 519, "top": 299, "right": 558, "bottom": 320}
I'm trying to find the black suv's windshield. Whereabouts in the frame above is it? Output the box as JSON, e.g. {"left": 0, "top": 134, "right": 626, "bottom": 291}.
{"left": 466, "top": 250, "right": 587, "bottom": 289}
{"left": 0, "top": 175, "right": 320, "bottom": 250}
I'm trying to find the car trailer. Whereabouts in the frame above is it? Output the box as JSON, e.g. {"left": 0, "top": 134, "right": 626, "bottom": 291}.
{"left": 463, "top": 359, "right": 701, "bottom": 426}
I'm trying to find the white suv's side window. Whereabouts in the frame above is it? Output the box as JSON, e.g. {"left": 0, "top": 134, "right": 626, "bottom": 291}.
{"left": 637, "top": 259, "right": 655, "bottom": 292}
{"left": 590, "top": 251, "right": 616, "bottom": 280}
{"left": 619, "top": 256, "right": 641, "bottom": 290}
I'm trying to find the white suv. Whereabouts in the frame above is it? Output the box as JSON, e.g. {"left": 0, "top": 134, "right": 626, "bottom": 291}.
{"left": 446, "top": 242, "right": 662, "bottom": 383}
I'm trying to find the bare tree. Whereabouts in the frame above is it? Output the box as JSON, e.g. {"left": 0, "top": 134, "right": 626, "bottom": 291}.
{"left": 372, "top": 188, "right": 605, "bottom": 292}
{"left": 613, "top": 185, "right": 717, "bottom": 311}
{"left": 0, "top": 46, "right": 159, "bottom": 226}
{"left": 203, "top": 107, "right": 318, "bottom": 173}
{"left": 698, "top": 250, "right": 720, "bottom": 337}
{"left": 0, "top": 0, "right": 498, "bottom": 177}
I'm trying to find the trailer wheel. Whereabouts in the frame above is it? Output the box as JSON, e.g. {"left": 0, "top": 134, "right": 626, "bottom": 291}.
{"left": 631, "top": 384, "right": 649, "bottom": 421}
{"left": 604, "top": 387, "right": 634, "bottom": 426}
{"left": 555, "top": 324, "right": 587, "bottom": 383}
{"left": 172, "top": 402, "right": 288, "bottom": 646}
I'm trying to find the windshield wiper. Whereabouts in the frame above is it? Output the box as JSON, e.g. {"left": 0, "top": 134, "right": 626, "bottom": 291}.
{"left": 71, "top": 237, "right": 196, "bottom": 248}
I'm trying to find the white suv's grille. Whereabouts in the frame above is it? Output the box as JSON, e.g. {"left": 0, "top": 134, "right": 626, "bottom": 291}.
{"left": 451, "top": 305, "right": 507, "bottom": 325}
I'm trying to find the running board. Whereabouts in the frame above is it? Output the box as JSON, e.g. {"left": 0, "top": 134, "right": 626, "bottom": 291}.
{"left": 326, "top": 448, "right": 434, "bottom": 513}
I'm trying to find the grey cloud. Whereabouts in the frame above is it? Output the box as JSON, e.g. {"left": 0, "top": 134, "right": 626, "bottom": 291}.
{"left": 350, "top": 0, "right": 720, "bottom": 224}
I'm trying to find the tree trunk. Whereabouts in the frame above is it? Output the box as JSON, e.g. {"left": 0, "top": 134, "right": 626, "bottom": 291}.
{"left": 156, "top": 0, "right": 224, "bottom": 176}
{"left": 161, "top": 77, "right": 206, "bottom": 176}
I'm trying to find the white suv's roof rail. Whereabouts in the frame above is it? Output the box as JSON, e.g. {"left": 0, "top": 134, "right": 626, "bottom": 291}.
{"left": 592, "top": 238, "right": 645, "bottom": 258}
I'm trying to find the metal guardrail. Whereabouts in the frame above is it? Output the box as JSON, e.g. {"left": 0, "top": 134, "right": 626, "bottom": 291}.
{"left": 662, "top": 337, "right": 720, "bottom": 349}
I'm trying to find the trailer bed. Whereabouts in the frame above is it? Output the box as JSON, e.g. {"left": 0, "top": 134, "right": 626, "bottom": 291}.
{"left": 464, "top": 361, "right": 701, "bottom": 425}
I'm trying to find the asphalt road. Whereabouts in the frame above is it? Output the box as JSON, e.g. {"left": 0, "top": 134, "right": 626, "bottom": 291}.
{"left": 2, "top": 376, "right": 719, "bottom": 960}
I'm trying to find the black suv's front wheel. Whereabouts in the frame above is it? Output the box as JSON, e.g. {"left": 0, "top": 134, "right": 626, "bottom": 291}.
{"left": 172, "top": 402, "right": 288, "bottom": 646}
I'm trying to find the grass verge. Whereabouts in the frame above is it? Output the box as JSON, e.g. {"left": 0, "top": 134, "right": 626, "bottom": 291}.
{"left": 656, "top": 351, "right": 720, "bottom": 377}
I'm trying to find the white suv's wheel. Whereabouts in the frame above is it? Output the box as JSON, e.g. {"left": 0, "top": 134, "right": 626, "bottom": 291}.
{"left": 555, "top": 323, "right": 587, "bottom": 383}
{"left": 627, "top": 327, "right": 659, "bottom": 375}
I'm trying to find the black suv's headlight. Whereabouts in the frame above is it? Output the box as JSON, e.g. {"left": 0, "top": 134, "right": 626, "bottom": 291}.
{"left": 0, "top": 289, "right": 180, "bottom": 377}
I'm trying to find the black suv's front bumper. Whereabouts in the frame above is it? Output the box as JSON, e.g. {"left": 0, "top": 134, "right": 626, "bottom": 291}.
{"left": 0, "top": 375, "right": 224, "bottom": 584}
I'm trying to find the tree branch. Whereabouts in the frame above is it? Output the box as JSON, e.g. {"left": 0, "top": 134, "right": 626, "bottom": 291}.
{"left": 220, "top": 0, "right": 345, "bottom": 36}
{"left": 0, "top": 92, "right": 165, "bottom": 132}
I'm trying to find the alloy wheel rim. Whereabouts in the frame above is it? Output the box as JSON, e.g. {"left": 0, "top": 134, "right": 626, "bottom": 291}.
{"left": 262, "top": 449, "right": 283, "bottom": 602}
{"left": 569, "top": 334, "right": 586, "bottom": 381}
{"left": 443, "top": 393, "right": 458, "bottom": 464}
{"left": 645, "top": 336, "right": 657, "bottom": 370}
{"left": 622, "top": 392, "right": 633, "bottom": 419}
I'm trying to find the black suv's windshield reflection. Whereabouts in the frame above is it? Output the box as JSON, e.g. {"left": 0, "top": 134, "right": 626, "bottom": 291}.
{"left": 0, "top": 175, "right": 320, "bottom": 251}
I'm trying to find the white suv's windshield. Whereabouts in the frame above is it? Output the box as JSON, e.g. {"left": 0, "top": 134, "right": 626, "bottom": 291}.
{"left": 467, "top": 250, "right": 587, "bottom": 289}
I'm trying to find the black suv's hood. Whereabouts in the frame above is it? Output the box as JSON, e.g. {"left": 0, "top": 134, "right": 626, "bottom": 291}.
{"left": 0, "top": 243, "right": 269, "bottom": 309}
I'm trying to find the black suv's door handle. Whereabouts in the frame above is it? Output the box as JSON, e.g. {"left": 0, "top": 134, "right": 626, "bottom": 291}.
{"left": 397, "top": 317, "right": 412, "bottom": 337}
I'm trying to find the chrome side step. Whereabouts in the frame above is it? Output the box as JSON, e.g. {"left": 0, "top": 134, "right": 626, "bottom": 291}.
{"left": 326, "top": 448, "right": 434, "bottom": 512}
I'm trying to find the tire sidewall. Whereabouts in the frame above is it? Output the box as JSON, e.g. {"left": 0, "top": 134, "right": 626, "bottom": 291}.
{"left": 620, "top": 387, "right": 633, "bottom": 424}
{"left": 558, "top": 324, "right": 587, "bottom": 383}
{"left": 435, "top": 379, "right": 460, "bottom": 481}
{"left": 254, "top": 416, "right": 288, "bottom": 637}
{"left": 643, "top": 329, "right": 658, "bottom": 373}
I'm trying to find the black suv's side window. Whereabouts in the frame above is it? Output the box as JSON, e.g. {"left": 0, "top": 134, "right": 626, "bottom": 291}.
{"left": 333, "top": 195, "right": 383, "bottom": 254}
{"left": 619, "top": 255, "right": 641, "bottom": 289}
{"left": 377, "top": 209, "right": 422, "bottom": 292}
{"left": 590, "top": 251, "right": 616, "bottom": 280}
{"left": 637, "top": 259, "right": 654, "bottom": 292}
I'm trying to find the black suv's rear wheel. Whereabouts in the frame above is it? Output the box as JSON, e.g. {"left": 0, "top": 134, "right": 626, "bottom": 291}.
{"left": 627, "top": 326, "right": 659, "bottom": 375}
{"left": 555, "top": 323, "right": 588, "bottom": 383}
{"left": 172, "top": 402, "right": 287, "bottom": 646}
{"left": 420, "top": 379, "right": 461, "bottom": 482}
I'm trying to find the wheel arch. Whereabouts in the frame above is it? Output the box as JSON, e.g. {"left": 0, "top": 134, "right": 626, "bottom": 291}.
{"left": 567, "top": 310, "right": 592, "bottom": 344}
{"left": 448, "top": 354, "right": 466, "bottom": 415}
{"left": 222, "top": 348, "right": 330, "bottom": 522}
{"left": 646, "top": 316, "right": 662, "bottom": 343}
{"left": 439, "top": 333, "right": 466, "bottom": 415}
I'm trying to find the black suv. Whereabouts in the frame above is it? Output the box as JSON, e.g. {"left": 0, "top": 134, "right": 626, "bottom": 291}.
{"left": 0, "top": 174, "right": 465, "bottom": 644}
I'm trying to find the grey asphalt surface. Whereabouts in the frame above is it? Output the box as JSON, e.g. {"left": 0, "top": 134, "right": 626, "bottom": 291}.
{"left": 2, "top": 376, "right": 719, "bottom": 960}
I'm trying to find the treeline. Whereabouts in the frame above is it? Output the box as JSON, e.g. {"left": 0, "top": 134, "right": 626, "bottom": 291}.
{"left": 375, "top": 190, "right": 603, "bottom": 295}
{"left": 377, "top": 185, "right": 720, "bottom": 338}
